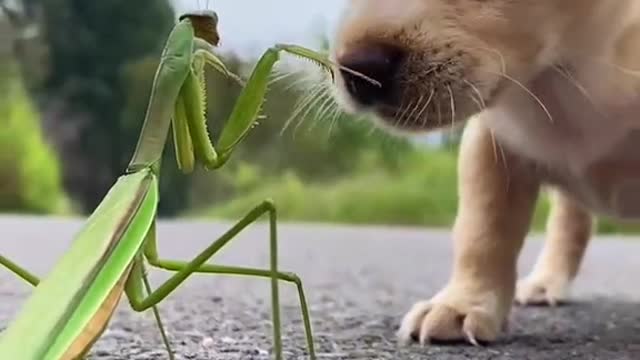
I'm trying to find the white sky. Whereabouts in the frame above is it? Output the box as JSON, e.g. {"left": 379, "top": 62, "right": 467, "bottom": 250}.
{"left": 172, "top": 0, "right": 347, "bottom": 59}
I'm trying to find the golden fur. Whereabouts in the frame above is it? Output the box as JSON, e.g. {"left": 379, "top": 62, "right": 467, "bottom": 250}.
{"left": 329, "top": 0, "right": 640, "bottom": 345}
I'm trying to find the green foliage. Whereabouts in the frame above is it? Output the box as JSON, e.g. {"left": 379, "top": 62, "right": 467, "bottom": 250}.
{"left": 197, "top": 149, "right": 459, "bottom": 227}
{"left": 0, "top": 66, "right": 69, "bottom": 214}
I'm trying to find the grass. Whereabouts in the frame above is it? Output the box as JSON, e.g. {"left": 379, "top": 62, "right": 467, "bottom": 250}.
{"left": 198, "top": 150, "right": 459, "bottom": 227}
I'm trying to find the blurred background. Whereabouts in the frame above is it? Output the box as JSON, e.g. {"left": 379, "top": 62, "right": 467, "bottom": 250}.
{"left": 0, "top": 0, "right": 635, "bottom": 234}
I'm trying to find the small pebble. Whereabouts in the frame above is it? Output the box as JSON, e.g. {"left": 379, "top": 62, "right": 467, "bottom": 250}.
{"left": 201, "top": 337, "right": 215, "bottom": 348}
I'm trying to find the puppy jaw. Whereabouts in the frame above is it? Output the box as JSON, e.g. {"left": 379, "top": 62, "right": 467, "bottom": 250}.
{"left": 329, "top": 0, "right": 620, "bottom": 135}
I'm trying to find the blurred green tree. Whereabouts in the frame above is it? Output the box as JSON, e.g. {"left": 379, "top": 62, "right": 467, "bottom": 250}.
{"left": 35, "top": 0, "right": 178, "bottom": 214}
{"left": 0, "top": 61, "right": 69, "bottom": 214}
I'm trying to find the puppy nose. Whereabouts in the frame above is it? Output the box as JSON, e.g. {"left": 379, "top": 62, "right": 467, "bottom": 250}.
{"left": 337, "top": 44, "right": 404, "bottom": 107}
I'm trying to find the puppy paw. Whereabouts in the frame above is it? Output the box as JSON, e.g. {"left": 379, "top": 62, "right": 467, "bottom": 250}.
{"left": 515, "top": 273, "right": 570, "bottom": 306}
{"left": 397, "top": 289, "right": 507, "bottom": 346}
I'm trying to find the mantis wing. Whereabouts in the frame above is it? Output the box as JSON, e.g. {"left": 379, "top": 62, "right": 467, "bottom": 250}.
{"left": 0, "top": 168, "right": 159, "bottom": 360}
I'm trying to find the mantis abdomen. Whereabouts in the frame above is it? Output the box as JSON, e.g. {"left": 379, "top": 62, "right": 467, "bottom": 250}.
{"left": 61, "top": 270, "right": 131, "bottom": 360}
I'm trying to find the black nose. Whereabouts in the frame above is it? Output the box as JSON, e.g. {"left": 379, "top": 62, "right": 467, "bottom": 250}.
{"left": 337, "top": 44, "right": 404, "bottom": 107}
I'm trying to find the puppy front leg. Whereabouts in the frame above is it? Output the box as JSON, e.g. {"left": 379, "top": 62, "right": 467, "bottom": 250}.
{"left": 398, "top": 119, "right": 541, "bottom": 345}
{"left": 516, "top": 188, "right": 593, "bottom": 306}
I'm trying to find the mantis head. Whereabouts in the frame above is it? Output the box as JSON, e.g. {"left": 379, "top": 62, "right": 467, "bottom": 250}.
{"left": 179, "top": 10, "right": 220, "bottom": 46}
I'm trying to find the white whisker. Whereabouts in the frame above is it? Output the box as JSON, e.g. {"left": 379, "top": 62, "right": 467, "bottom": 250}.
{"left": 392, "top": 98, "right": 406, "bottom": 121}
{"left": 463, "top": 80, "right": 486, "bottom": 109}
{"left": 471, "top": 46, "right": 507, "bottom": 75}
{"left": 424, "top": 59, "right": 456, "bottom": 77}
{"left": 391, "top": 101, "right": 406, "bottom": 126}
{"left": 406, "top": 94, "right": 425, "bottom": 126}
{"left": 416, "top": 89, "right": 435, "bottom": 126}
{"left": 611, "top": 64, "right": 640, "bottom": 77}
{"left": 324, "top": 104, "right": 342, "bottom": 140}
{"left": 489, "top": 129, "right": 499, "bottom": 165}
{"left": 293, "top": 87, "right": 329, "bottom": 136}
{"left": 447, "top": 85, "right": 456, "bottom": 134}
{"left": 585, "top": 57, "right": 640, "bottom": 78}
{"left": 488, "top": 128, "right": 509, "bottom": 187}
{"left": 366, "top": 116, "right": 379, "bottom": 136}
{"left": 485, "top": 69, "right": 554, "bottom": 124}
{"left": 281, "top": 84, "right": 324, "bottom": 134}
{"left": 496, "top": 136, "right": 510, "bottom": 191}
{"left": 283, "top": 74, "right": 315, "bottom": 92}
{"left": 308, "top": 91, "right": 336, "bottom": 131}
{"left": 397, "top": 99, "right": 416, "bottom": 128}
{"left": 466, "top": 90, "right": 484, "bottom": 112}
{"left": 552, "top": 65, "right": 603, "bottom": 115}
{"left": 270, "top": 70, "right": 299, "bottom": 86}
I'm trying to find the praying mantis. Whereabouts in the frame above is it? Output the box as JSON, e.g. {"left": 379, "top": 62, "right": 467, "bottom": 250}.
{"left": 0, "top": 9, "right": 376, "bottom": 360}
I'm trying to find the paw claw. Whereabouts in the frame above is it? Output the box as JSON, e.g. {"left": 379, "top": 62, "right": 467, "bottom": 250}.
{"left": 398, "top": 291, "right": 504, "bottom": 347}
{"left": 419, "top": 334, "right": 430, "bottom": 346}
{"left": 516, "top": 274, "right": 570, "bottom": 307}
{"left": 464, "top": 329, "right": 479, "bottom": 346}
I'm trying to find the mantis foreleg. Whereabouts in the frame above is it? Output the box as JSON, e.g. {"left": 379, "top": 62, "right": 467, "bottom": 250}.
{"left": 172, "top": 43, "right": 338, "bottom": 173}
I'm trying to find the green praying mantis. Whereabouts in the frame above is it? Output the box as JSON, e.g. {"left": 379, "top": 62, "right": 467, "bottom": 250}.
{"left": 0, "top": 10, "right": 377, "bottom": 360}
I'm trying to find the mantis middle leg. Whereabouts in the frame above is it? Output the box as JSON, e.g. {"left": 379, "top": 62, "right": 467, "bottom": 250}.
{"left": 0, "top": 255, "right": 40, "bottom": 286}
{"left": 124, "top": 200, "right": 316, "bottom": 360}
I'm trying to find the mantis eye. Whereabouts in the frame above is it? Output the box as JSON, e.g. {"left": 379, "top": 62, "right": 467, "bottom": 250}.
{"left": 179, "top": 10, "right": 220, "bottom": 46}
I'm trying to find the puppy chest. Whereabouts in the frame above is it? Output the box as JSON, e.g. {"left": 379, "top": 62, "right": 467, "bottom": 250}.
{"left": 544, "top": 130, "right": 640, "bottom": 219}
{"left": 487, "top": 69, "right": 640, "bottom": 219}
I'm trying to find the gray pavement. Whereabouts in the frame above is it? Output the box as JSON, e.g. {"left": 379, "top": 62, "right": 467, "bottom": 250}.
{"left": 1, "top": 215, "right": 640, "bottom": 359}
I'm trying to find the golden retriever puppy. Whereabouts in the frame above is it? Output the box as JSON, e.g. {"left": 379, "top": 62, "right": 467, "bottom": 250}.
{"left": 328, "top": 0, "right": 640, "bottom": 345}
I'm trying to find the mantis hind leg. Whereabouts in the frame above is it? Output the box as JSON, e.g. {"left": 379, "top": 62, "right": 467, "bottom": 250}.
{"left": 0, "top": 254, "right": 40, "bottom": 286}
{"left": 124, "top": 200, "right": 316, "bottom": 360}
{"left": 139, "top": 261, "right": 176, "bottom": 360}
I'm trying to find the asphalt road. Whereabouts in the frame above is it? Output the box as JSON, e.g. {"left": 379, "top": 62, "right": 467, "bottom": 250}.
{"left": 1, "top": 215, "right": 640, "bottom": 360}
